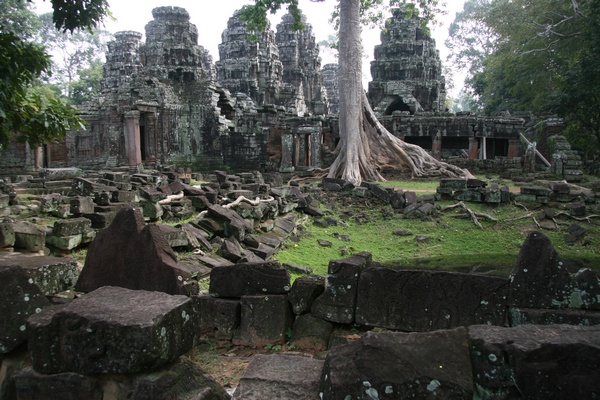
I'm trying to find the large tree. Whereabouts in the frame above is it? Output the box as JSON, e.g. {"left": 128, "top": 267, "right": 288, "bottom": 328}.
{"left": 36, "top": 12, "right": 111, "bottom": 98}
{"left": 446, "top": 0, "right": 599, "bottom": 156}
{"left": 0, "top": 0, "right": 109, "bottom": 147}
{"left": 241, "top": 0, "right": 473, "bottom": 186}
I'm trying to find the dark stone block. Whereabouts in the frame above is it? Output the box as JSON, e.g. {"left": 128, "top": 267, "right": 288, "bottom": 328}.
{"left": 467, "top": 178, "right": 487, "bottom": 188}
{"left": 369, "top": 184, "right": 391, "bottom": 203}
{"left": 234, "top": 295, "right": 293, "bottom": 347}
{"left": 508, "top": 307, "right": 600, "bottom": 326}
{"left": 404, "top": 191, "right": 417, "bottom": 205}
{"left": 439, "top": 178, "right": 467, "bottom": 191}
{"left": 10, "top": 367, "right": 103, "bottom": 400}
{"left": 76, "top": 206, "right": 196, "bottom": 295}
{"left": 0, "top": 222, "right": 15, "bottom": 248}
{"left": 468, "top": 324, "right": 600, "bottom": 400}
{"left": 0, "top": 265, "right": 50, "bottom": 354}
{"left": 194, "top": 295, "right": 240, "bottom": 340}
{"left": 12, "top": 221, "right": 46, "bottom": 252}
{"left": 507, "top": 231, "right": 600, "bottom": 310}
{"left": 355, "top": 268, "right": 509, "bottom": 331}
{"left": 390, "top": 189, "right": 406, "bottom": 209}
{"left": 139, "top": 187, "right": 166, "bottom": 202}
{"left": 209, "top": 261, "right": 291, "bottom": 297}
{"left": 311, "top": 253, "right": 371, "bottom": 324}
{"left": 290, "top": 314, "right": 333, "bottom": 352}
{"left": 52, "top": 217, "right": 92, "bottom": 236}
{"left": 0, "top": 253, "right": 79, "bottom": 296}
{"left": 288, "top": 274, "right": 325, "bottom": 315}
{"left": 521, "top": 186, "right": 552, "bottom": 196}
{"left": 320, "top": 328, "right": 473, "bottom": 399}
{"left": 206, "top": 204, "right": 251, "bottom": 241}
{"left": 28, "top": 286, "right": 198, "bottom": 374}
{"left": 70, "top": 196, "right": 95, "bottom": 215}
{"left": 234, "top": 354, "right": 324, "bottom": 400}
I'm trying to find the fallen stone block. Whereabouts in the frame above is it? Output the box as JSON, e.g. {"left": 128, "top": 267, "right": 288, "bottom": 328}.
{"left": 320, "top": 328, "right": 473, "bottom": 399}
{"left": 290, "top": 314, "right": 333, "bottom": 352}
{"left": 508, "top": 307, "right": 600, "bottom": 327}
{"left": 194, "top": 295, "right": 240, "bottom": 340}
{"left": 288, "top": 274, "right": 325, "bottom": 315}
{"left": 209, "top": 261, "right": 291, "bottom": 297}
{"left": 76, "top": 206, "right": 196, "bottom": 295}
{"left": 0, "top": 222, "right": 15, "bottom": 248}
{"left": 70, "top": 196, "right": 95, "bottom": 215}
{"left": 507, "top": 231, "right": 600, "bottom": 310}
{"left": 0, "top": 265, "right": 50, "bottom": 354}
{"left": 468, "top": 324, "right": 600, "bottom": 400}
{"left": 311, "top": 253, "right": 371, "bottom": 324}
{"left": 52, "top": 217, "right": 92, "bottom": 237}
{"left": 28, "top": 286, "right": 198, "bottom": 374}
{"left": 355, "top": 268, "right": 509, "bottom": 331}
{"left": 0, "top": 253, "right": 79, "bottom": 296}
{"left": 13, "top": 221, "right": 46, "bottom": 252}
{"left": 234, "top": 295, "right": 293, "bottom": 347}
{"left": 233, "top": 354, "right": 324, "bottom": 400}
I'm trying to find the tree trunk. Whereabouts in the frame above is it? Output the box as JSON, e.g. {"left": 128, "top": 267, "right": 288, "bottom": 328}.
{"left": 327, "top": 0, "right": 473, "bottom": 186}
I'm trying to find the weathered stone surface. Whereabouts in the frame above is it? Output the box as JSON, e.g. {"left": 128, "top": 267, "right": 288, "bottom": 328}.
{"left": 0, "top": 347, "right": 28, "bottom": 399}
{"left": 288, "top": 274, "right": 325, "bottom": 315}
{"left": 194, "top": 295, "right": 240, "bottom": 340}
{"left": 0, "top": 222, "right": 15, "bottom": 248}
{"left": 290, "top": 314, "right": 333, "bottom": 352}
{"left": 123, "top": 357, "right": 230, "bottom": 400}
{"left": 234, "top": 295, "right": 293, "bottom": 348}
{"left": 75, "top": 206, "right": 196, "bottom": 295}
{"left": 12, "top": 221, "right": 46, "bottom": 252}
{"left": 206, "top": 204, "right": 252, "bottom": 241}
{"left": 468, "top": 324, "right": 600, "bottom": 400}
{"left": 233, "top": 354, "right": 324, "bottom": 400}
{"left": 9, "top": 367, "right": 103, "bottom": 400}
{"left": 0, "top": 253, "right": 79, "bottom": 296}
{"left": 507, "top": 231, "right": 600, "bottom": 310}
{"left": 52, "top": 217, "right": 92, "bottom": 236}
{"left": 28, "top": 286, "right": 198, "bottom": 374}
{"left": 0, "top": 265, "right": 50, "bottom": 354}
{"left": 320, "top": 328, "right": 473, "bottom": 399}
{"left": 311, "top": 253, "right": 371, "bottom": 324}
{"left": 355, "top": 268, "right": 509, "bottom": 331}
{"left": 508, "top": 307, "right": 600, "bottom": 327}
{"left": 209, "top": 261, "right": 291, "bottom": 297}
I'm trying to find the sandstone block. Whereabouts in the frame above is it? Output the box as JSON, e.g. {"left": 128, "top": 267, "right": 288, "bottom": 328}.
{"left": 28, "top": 286, "right": 198, "bottom": 374}
{"left": 234, "top": 295, "right": 293, "bottom": 347}
{"left": 209, "top": 261, "right": 291, "bottom": 297}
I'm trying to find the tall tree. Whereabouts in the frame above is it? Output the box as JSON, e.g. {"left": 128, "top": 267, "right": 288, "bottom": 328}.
{"left": 241, "top": 0, "right": 472, "bottom": 185}
{"left": 0, "top": 0, "right": 109, "bottom": 147}
{"left": 36, "top": 12, "right": 111, "bottom": 97}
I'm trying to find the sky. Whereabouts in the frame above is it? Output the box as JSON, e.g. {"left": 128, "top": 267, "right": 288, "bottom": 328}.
{"left": 33, "top": 0, "right": 466, "bottom": 92}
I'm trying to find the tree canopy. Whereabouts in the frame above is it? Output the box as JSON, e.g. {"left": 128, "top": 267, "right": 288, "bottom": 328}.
{"left": 0, "top": 0, "right": 109, "bottom": 147}
{"left": 446, "top": 0, "right": 600, "bottom": 156}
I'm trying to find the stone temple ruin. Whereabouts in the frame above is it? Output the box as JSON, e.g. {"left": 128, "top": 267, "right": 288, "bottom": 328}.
{"left": 0, "top": 6, "right": 576, "bottom": 178}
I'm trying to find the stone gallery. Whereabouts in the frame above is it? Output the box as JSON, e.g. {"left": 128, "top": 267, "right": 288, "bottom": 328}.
{"left": 0, "top": 6, "right": 558, "bottom": 176}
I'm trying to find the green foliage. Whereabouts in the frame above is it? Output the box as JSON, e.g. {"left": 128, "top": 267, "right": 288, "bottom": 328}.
{"left": 69, "top": 59, "right": 104, "bottom": 105}
{"left": 36, "top": 12, "right": 111, "bottom": 97}
{"left": 0, "top": 0, "right": 109, "bottom": 146}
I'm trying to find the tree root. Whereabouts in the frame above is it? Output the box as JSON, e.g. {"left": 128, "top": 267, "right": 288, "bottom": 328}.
{"left": 158, "top": 191, "right": 184, "bottom": 204}
{"left": 440, "top": 201, "right": 497, "bottom": 228}
{"left": 554, "top": 212, "right": 600, "bottom": 223}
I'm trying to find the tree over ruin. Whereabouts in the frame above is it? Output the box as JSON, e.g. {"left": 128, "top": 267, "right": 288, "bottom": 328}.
{"left": 240, "top": 0, "right": 474, "bottom": 186}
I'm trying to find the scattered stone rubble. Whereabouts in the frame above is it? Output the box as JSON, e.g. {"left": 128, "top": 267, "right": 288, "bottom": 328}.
{"left": 1, "top": 167, "right": 599, "bottom": 398}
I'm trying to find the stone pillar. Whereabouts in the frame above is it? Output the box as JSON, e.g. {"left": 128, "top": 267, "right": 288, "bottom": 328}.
{"left": 124, "top": 110, "right": 142, "bottom": 170}
{"left": 280, "top": 133, "right": 294, "bottom": 172}
{"left": 310, "top": 131, "right": 321, "bottom": 168}
{"left": 468, "top": 137, "right": 479, "bottom": 159}
{"left": 507, "top": 138, "right": 519, "bottom": 158}
{"left": 432, "top": 136, "right": 442, "bottom": 160}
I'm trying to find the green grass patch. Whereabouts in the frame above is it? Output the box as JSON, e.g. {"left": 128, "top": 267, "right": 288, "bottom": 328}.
{"left": 276, "top": 199, "right": 600, "bottom": 278}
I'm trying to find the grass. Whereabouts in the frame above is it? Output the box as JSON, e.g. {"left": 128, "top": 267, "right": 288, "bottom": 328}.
{"left": 275, "top": 180, "right": 600, "bottom": 279}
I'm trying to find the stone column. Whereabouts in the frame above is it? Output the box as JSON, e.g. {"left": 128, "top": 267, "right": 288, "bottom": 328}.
{"left": 432, "top": 136, "right": 442, "bottom": 160}
{"left": 468, "top": 137, "right": 479, "bottom": 159}
{"left": 124, "top": 110, "right": 142, "bottom": 169}
{"left": 507, "top": 138, "right": 519, "bottom": 158}
{"left": 279, "top": 133, "right": 294, "bottom": 172}
{"left": 310, "top": 131, "right": 321, "bottom": 168}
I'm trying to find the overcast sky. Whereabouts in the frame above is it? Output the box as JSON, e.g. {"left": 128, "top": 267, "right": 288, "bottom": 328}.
{"left": 33, "top": 0, "right": 466, "bottom": 91}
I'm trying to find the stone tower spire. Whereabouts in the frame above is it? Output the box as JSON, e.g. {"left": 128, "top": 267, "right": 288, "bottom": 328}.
{"left": 368, "top": 8, "right": 446, "bottom": 115}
